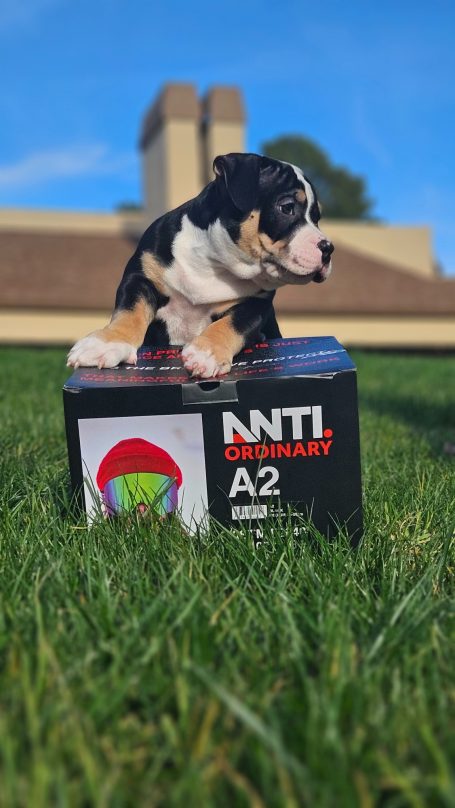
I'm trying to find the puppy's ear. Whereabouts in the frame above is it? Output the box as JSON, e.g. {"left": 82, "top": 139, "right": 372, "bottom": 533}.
{"left": 213, "top": 153, "right": 261, "bottom": 213}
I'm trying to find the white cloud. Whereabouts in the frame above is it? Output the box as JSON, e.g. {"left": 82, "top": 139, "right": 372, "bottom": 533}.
{"left": 0, "top": 144, "right": 135, "bottom": 190}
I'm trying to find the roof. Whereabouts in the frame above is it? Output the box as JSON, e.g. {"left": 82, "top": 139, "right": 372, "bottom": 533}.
{"left": 275, "top": 246, "right": 455, "bottom": 316}
{"left": 0, "top": 227, "right": 454, "bottom": 315}
{"left": 201, "top": 87, "right": 245, "bottom": 124}
{"left": 0, "top": 230, "right": 132, "bottom": 310}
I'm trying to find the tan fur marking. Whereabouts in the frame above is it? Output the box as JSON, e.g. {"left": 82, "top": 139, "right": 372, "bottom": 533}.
{"left": 238, "top": 210, "right": 289, "bottom": 262}
{"left": 141, "top": 251, "right": 169, "bottom": 296}
{"left": 296, "top": 189, "right": 306, "bottom": 203}
{"left": 238, "top": 210, "right": 261, "bottom": 259}
{"left": 258, "top": 233, "right": 287, "bottom": 254}
{"left": 190, "top": 315, "right": 244, "bottom": 368}
{"left": 100, "top": 299, "right": 153, "bottom": 346}
{"left": 210, "top": 298, "right": 244, "bottom": 316}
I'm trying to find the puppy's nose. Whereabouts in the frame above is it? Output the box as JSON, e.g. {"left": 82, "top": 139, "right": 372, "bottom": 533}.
{"left": 318, "top": 239, "right": 334, "bottom": 265}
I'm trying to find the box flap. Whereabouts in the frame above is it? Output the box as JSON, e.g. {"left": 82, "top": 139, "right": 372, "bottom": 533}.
{"left": 63, "top": 336, "right": 355, "bottom": 391}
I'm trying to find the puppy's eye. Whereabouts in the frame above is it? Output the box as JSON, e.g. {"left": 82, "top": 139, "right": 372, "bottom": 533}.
{"left": 279, "top": 201, "right": 295, "bottom": 216}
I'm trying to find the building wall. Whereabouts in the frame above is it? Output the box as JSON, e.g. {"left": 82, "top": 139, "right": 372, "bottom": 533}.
{"left": 1, "top": 309, "right": 454, "bottom": 348}
{"left": 0, "top": 208, "right": 143, "bottom": 236}
{"left": 324, "top": 222, "right": 434, "bottom": 278}
{"left": 142, "top": 124, "right": 168, "bottom": 223}
{"left": 143, "top": 118, "right": 202, "bottom": 222}
{"left": 0, "top": 309, "right": 110, "bottom": 344}
{"left": 165, "top": 119, "right": 202, "bottom": 213}
{"left": 279, "top": 314, "right": 455, "bottom": 347}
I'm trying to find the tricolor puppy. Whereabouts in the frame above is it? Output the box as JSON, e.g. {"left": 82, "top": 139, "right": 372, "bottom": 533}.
{"left": 67, "top": 153, "right": 334, "bottom": 378}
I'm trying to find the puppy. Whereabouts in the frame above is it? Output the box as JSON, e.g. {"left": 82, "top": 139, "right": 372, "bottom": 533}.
{"left": 67, "top": 153, "right": 334, "bottom": 378}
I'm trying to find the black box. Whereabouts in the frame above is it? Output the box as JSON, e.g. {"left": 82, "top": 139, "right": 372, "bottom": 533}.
{"left": 63, "top": 337, "right": 362, "bottom": 543}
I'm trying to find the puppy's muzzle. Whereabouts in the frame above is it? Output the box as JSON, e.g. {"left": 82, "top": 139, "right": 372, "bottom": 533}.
{"left": 318, "top": 239, "right": 334, "bottom": 266}
{"left": 312, "top": 240, "right": 334, "bottom": 283}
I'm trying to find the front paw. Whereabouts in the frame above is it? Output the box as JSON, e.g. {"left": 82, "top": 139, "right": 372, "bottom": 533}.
{"left": 67, "top": 333, "right": 137, "bottom": 369}
{"left": 181, "top": 341, "right": 232, "bottom": 378}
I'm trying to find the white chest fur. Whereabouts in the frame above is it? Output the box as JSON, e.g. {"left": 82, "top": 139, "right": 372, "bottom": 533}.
{"left": 156, "top": 291, "right": 213, "bottom": 344}
{"left": 167, "top": 216, "right": 262, "bottom": 305}
{"left": 155, "top": 215, "right": 273, "bottom": 343}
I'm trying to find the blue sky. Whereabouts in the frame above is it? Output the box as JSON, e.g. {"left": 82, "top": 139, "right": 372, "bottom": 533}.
{"left": 0, "top": 0, "right": 454, "bottom": 273}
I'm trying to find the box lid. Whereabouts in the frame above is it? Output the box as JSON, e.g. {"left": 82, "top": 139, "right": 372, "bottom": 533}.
{"left": 64, "top": 336, "right": 355, "bottom": 391}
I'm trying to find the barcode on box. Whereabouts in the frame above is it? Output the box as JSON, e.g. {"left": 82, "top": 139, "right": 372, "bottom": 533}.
{"left": 231, "top": 504, "right": 268, "bottom": 521}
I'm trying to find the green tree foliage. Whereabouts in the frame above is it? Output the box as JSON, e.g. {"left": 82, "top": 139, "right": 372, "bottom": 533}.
{"left": 115, "top": 202, "right": 143, "bottom": 213}
{"left": 262, "top": 135, "right": 374, "bottom": 219}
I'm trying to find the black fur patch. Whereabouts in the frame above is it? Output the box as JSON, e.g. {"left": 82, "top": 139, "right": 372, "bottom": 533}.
{"left": 115, "top": 262, "right": 169, "bottom": 313}
{"left": 138, "top": 209, "right": 185, "bottom": 267}
{"left": 144, "top": 318, "right": 171, "bottom": 346}
{"left": 256, "top": 160, "right": 310, "bottom": 244}
{"left": 187, "top": 183, "right": 221, "bottom": 230}
{"left": 230, "top": 293, "right": 278, "bottom": 344}
{"left": 213, "top": 153, "right": 261, "bottom": 213}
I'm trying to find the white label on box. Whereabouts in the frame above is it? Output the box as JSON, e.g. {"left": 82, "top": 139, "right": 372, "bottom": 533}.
{"left": 231, "top": 504, "right": 268, "bottom": 521}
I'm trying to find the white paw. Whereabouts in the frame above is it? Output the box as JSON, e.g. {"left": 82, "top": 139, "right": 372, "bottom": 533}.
{"left": 67, "top": 335, "right": 137, "bottom": 369}
{"left": 181, "top": 343, "right": 231, "bottom": 378}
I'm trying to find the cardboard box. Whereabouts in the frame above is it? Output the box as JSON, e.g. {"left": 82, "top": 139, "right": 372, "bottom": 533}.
{"left": 63, "top": 336, "right": 362, "bottom": 543}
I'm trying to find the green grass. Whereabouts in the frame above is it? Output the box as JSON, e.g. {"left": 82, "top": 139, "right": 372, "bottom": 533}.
{"left": 0, "top": 347, "right": 454, "bottom": 807}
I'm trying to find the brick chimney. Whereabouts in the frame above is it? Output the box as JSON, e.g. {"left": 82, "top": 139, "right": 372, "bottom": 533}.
{"left": 139, "top": 83, "right": 201, "bottom": 222}
{"left": 140, "top": 83, "right": 246, "bottom": 221}
{"left": 200, "top": 87, "right": 245, "bottom": 185}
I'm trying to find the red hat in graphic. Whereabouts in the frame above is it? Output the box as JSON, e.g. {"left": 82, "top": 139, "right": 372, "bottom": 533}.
{"left": 96, "top": 438, "right": 183, "bottom": 491}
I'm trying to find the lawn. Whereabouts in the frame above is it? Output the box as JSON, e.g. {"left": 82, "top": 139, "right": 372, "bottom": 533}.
{"left": 0, "top": 347, "right": 454, "bottom": 807}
